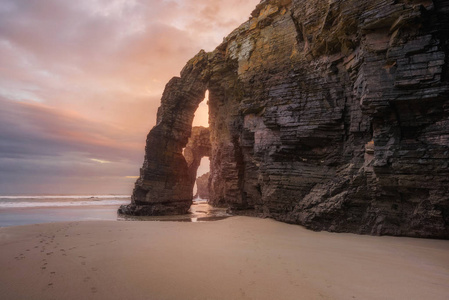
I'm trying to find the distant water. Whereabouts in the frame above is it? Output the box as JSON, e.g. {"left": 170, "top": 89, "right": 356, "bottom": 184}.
{"left": 0, "top": 195, "right": 130, "bottom": 227}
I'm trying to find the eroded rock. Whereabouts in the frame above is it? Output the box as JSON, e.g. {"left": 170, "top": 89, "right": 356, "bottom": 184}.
{"left": 121, "top": 0, "right": 449, "bottom": 238}
{"left": 195, "top": 172, "right": 210, "bottom": 199}
{"left": 184, "top": 126, "right": 211, "bottom": 191}
{"left": 118, "top": 51, "right": 209, "bottom": 216}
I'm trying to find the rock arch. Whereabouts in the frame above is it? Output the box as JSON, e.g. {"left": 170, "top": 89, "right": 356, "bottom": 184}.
{"left": 119, "top": 51, "right": 210, "bottom": 216}
{"left": 119, "top": 0, "right": 449, "bottom": 238}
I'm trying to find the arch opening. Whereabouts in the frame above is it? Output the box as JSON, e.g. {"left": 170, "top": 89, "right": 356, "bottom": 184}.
{"left": 193, "top": 156, "right": 210, "bottom": 199}
{"left": 185, "top": 90, "right": 215, "bottom": 218}
{"left": 183, "top": 90, "right": 211, "bottom": 202}
{"left": 192, "top": 90, "right": 209, "bottom": 127}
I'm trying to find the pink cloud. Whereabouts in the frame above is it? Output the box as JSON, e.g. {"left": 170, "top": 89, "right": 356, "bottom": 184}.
{"left": 0, "top": 0, "right": 260, "bottom": 194}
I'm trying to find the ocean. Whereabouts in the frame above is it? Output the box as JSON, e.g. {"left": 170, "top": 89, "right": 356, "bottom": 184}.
{"left": 0, "top": 195, "right": 131, "bottom": 227}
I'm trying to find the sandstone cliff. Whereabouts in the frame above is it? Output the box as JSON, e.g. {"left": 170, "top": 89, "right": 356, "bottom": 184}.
{"left": 120, "top": 0, "right": 449, "bottom": 238}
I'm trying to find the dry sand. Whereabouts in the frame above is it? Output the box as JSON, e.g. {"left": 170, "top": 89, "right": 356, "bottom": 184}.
{"left": 0, "top": 216, "right": 448, "bottom": 300}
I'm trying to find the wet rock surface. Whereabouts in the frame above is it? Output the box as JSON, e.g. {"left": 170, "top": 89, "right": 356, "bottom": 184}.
{"left": 122, "top": 0, "right": 449, "bottom": 238}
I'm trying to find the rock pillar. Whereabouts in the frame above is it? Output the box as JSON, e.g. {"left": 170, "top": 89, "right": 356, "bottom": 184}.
{"left": 119, "top": 51, "right": 209, "bottom": 216}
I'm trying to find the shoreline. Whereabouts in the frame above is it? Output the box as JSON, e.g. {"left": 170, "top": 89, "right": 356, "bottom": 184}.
{"left": 0, "top": 202, "right": 229, "bottom": 228}
{"left": 0, "top": 205, "right": 123, "bottom": 228}
{"left": 1, "top": 216, "right": 448, "bottom": 300}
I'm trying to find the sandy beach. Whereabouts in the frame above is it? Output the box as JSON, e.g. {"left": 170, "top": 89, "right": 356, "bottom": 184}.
{"left": 1, "top": 216, "right": 448, "bottom": 300}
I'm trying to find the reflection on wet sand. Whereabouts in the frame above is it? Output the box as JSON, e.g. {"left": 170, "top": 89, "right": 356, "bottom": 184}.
{"left": 117, "top": 200, "right": 231, "bottom": 222}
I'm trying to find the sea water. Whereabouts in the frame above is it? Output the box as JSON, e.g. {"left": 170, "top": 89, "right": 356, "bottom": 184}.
{"left": 0, "top": 196, "right": 230, "bottom": 227}
{"left": 0, "top": 195, "right": 130, "bottom": 227}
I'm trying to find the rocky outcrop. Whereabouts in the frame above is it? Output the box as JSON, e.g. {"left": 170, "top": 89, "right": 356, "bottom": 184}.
{"left": 195, "top": 172, "right": 210, "bottom": 199}
{"left": 121, "top": 0, "right": 449, "bottom": 238}
{"left": 184, "top": 126, "right": 211, "bottom": 191}
{"left": 118, "top": 53, "right": 209, "bottom": 216}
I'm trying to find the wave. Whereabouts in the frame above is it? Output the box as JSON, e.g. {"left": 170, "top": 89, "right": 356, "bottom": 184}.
{"left": 0, "top": 195, "right": 130, "bottom": 199}
{"left": 0, "top": 199, "right": 130, "bottom": 208}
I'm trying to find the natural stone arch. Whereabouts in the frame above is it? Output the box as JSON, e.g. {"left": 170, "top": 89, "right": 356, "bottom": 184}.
{"left": 119, "top": 51, "right": 210, "bottom": 216}
{"left": 119, "top": 0, "right": 449, "bottom": 238}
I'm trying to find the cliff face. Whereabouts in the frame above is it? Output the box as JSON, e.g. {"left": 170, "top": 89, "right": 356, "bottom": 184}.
{"left": 121, "top": 0, "right": 449, "bottom": 238}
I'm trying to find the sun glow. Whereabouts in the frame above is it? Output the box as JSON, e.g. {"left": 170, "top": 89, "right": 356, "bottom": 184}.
{"left": 192, "top": 90, "right": 209, "bottom": 127}
{"left": 90, "top": 158, "right": 112, "bottom": 164}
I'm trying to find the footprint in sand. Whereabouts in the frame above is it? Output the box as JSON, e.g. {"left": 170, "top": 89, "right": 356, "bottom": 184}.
{"left": 15, "top": 253, "right": 25, "bottom": 260}
{"left": 239, "top": 288, "right": 246, "bottom": 297}
{"left": 91, "top": 287, "right": 97, "bottom": 294}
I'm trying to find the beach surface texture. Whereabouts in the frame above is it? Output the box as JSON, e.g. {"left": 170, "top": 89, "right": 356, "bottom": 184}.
{"left": 1, "top": 216, "right": 448, "bottom": 300}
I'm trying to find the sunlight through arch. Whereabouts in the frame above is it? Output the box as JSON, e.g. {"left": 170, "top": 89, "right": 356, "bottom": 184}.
{"left": 192, "top": 90, "right": 209, "bottom": 127}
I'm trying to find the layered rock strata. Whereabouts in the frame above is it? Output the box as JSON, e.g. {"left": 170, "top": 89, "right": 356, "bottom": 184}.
{"left": 118, "top": 53, "right": 210, "bottom": 216}
{"left": 121, "top": 0, "right": 449, "bottom": 238}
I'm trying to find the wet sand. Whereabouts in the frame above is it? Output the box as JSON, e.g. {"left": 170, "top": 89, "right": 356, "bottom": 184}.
{"left": 0, "top": 205, "right": 121, "bottom": 227}
{"left": 0, "top": 216, "right": 448, "bottom": 300}
{"left": 118, "top": 202, "right": 231, "bottom": 222}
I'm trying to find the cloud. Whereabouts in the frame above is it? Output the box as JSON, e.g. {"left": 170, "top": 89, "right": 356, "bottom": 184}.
{"left": 91, "top": 159, "right": 112, "bottom": 164}
{"left": 0, "top": 97, "right": 143, "bottom": 194}
{"left": 0, "top": 97, "right": 143, "bottom": 160}
{"left": 0, "top": 0, "right": 260, "bottom": 194}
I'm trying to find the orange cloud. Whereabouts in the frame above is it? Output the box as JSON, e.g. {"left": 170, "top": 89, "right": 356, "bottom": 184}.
{"left": 0, "top": 0, "right": 260, "bottom": 194}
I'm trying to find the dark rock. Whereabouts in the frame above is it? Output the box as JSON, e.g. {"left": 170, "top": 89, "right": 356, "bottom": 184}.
{"left": 195, "top": 172, "right": 210, "bottom": 199}
{"left": 121, "top": 0, "right": 449, "bottom": 238}
{"left": 184, "top": 126, "right": 211, "bottom": 192}
{"left": 119, "top": 51, "right": 209, "bottom": 216}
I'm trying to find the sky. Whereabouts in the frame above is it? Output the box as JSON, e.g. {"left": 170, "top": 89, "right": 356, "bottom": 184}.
{"left": 0, "top": 0, "right": 260, "bottom": 195}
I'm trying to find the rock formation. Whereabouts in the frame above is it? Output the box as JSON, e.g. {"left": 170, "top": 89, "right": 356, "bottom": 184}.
{"left": 195, "top": 172, "right": 210, "bottom": 199}
{"left": 118, "top": 53, "right": 209, "bottom": 216}
{"left": 184, "top": 126, "right": 211, "bottom": 191}
{"left": 120, "top": 0, "right": 449, "bottom": 238}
